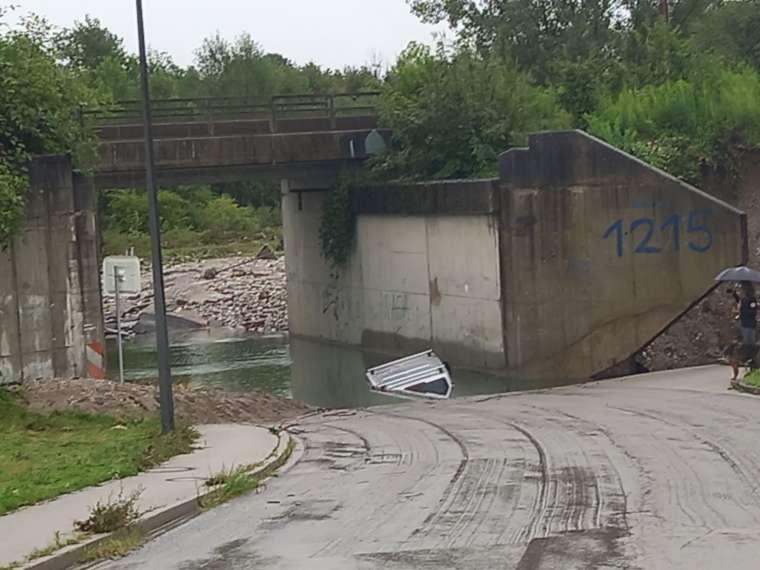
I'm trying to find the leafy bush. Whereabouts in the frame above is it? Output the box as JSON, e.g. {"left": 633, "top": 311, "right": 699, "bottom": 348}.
{"left": 378, "top": 43, "right": 571, "bottom": 179}
{"left": 199, "top": 195, "right": 256, "bottom": 237}
{"left": 0, "top": 164, "right": 26, "bottom": 247}
{"left": 587, "top": 66, "right": 760, "bottom": 181}
{"left": 105, "top": 191, "right": 149, "bottom": 235}
{"left": 0, "top": 14, "right": 98, "bottom": 246}
{"left": 157, "top": 190, "right": 195, "bottom": 231}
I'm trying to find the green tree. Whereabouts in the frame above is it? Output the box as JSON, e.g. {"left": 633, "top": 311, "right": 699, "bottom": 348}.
{"left": 377, "top": 43, "right": 570, "bottom": 179}
{"left": 192, "top": 33, "right": 307, "bottom": 98}
{"left": 688, "top": 0, "right": 760, "bottom": 73}
{"left": 55, "top": 15, "right": 127, "bottom": 70}
{"left": 0, "top": 13, "right": 98, "bottom": 245}
{"left": 409, "top": 0, "right": 620, "bottom": 83}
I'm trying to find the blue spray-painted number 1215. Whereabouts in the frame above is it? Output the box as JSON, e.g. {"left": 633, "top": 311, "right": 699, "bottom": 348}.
{"left": 603, "top": 210, "right": 713, "bottom": 257}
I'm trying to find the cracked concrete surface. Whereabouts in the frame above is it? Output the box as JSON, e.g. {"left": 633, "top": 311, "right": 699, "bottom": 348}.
{"left": 97, "top": 366, "right": 760, "bottom": 569}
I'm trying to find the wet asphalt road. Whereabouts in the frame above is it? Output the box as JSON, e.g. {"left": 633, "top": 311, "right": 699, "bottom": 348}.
{"left": 97, "top": 366, "right": 760, "bottom": 569}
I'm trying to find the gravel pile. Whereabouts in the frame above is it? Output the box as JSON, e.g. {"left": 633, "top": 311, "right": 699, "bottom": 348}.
{"left": 20, "top": 378, "right": 312, "bottom": 425}
{"left": 103, "top": 254, "right": 288, "bottom": 336}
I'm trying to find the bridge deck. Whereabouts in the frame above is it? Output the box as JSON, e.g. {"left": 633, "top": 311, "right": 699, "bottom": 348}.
{"left": 87, "top": 93, "right": 386, "bottom": 189}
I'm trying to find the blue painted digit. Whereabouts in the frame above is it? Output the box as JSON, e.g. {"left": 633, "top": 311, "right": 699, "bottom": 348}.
{"left": 661, "top": 214, "right": 681, "bottom": 252}
{"left": 687, "top": 209, "right": 713, "bottom": 253}
{"left": 603, "top": 219, "right": 624, "bottom": 257}
{"left": 632, "top": 218, "right": 661, "bottom": 253}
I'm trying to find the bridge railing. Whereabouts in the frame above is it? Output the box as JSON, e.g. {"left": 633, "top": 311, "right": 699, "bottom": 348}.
{"left": 81, "top": 92, "right": 381, "bottom": 129}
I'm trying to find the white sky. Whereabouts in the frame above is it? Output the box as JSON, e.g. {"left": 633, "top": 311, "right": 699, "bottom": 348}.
{"left": 8, "top": 0, "right": 449, "bottom": 70}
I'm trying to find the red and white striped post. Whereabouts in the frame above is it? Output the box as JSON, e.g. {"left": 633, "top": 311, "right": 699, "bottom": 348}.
{"left": 86, "top": 340, "right": 106, "bottom": 380}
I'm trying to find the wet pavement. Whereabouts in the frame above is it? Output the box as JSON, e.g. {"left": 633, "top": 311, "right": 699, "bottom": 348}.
{"left": 95, "top": 366, "right": 760, "bottom": 569}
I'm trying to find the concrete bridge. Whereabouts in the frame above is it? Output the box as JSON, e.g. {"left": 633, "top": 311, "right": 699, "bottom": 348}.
{"left": 284, "top": 131, "right": 747, "bottom": 381}
{"left": 86, "top": 93, "right": 388, "bottom": 190}
{"left": 0, "top": 97, "right": 748, "bottom": 385}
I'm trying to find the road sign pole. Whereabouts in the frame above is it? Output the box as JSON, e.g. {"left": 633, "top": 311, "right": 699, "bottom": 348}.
{"left": 114, "top": 266, "right": 125, "bottom": 385}
{"left": 136, "top": 0, "right": 174, "bottom": 433}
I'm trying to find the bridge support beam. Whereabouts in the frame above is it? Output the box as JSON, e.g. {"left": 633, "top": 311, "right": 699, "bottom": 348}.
{"left": 0, "top": 157, "right": 104, "bottom": 385}
{"left": 283, "top": 131, "right": 747, "bottom": 380}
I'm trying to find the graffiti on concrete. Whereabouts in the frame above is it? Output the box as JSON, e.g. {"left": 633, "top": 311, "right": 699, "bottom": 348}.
{"left": 603, "top": 209, "right": 713, "bottom": 257}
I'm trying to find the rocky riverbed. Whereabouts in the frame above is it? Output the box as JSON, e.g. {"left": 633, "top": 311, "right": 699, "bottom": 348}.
{"left": 103, "top": 252, "right": 288, "bottom": 336}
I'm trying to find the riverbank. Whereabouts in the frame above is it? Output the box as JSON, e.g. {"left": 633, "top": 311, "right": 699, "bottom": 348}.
{"left": 103, "top": 254, "right": 288, "bottom": 336}
{"left": 21, "top": 378, "right": 312, "bottom": 425}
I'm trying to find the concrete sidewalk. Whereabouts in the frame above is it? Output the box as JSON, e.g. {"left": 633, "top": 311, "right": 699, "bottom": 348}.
{"left": 0, "top": 424, "right": 280, "bottom": 569}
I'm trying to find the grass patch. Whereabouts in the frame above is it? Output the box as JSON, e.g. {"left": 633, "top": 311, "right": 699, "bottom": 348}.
{"left": 0, "top": 390, "right": 198, "bottom": 515}
{"left": 200, "top": 438, "right": 295, "bottom": 510}
{"left": 79, "top": 527, "right": 145, "bottom": 563}
{"left": 743, "top": 369, "right": 760, "bottom": 387}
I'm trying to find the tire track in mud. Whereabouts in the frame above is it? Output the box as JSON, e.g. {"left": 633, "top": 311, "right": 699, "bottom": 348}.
{"left": 609, "top": 404, "right": 760, "bottom": 526}
{"left": 374, "top": 409, "right": 538, "bottom": 551}
{"left": 522, "top": 404, "right": 635, "bottom": 533}
{"left": 608, "top": 405, "right": 752, "bottom": 529}
{"left": 311, "top": 409, "right": 472, "bottom": 557}
{"left": 468, "top": 403, "right": 635, "bottom": 543}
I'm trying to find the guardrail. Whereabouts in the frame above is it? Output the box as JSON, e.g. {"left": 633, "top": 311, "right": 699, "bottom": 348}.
{"left": 81, "top": 92, "right": 381, "bottom": 127}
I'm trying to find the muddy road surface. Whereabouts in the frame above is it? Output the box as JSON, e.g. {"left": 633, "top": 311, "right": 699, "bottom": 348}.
{"left": 97, "top": 366, "right": 760, "bottom": 569}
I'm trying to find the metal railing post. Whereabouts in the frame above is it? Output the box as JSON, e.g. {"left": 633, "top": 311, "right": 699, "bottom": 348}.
{"left": 329, "top": 95, "right": 336, "bottom": 129}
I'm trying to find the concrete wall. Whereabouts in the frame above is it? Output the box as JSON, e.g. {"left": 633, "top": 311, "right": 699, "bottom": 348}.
{"left": 0, "top": 156, "right": 103, "bottom": 385}
{"left": 283, "top": 131, "right": 747, "bottom": 380}
{"left": 283, "top": 180, "right": 504, "bottom": 369}
{"left": 499, "top": 131, "right": 746, "bottom": 379}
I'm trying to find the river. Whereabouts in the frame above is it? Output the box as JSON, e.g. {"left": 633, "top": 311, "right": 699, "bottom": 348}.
{"left": 107, "top": 332, "right": 575, "bottom": 408}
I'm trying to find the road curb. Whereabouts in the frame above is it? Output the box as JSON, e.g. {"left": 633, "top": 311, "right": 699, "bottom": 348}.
{"left": 731, "top": 378, "right": 760, "bottom": 395}
{"left": 18, "top": 430, "right": 299, "bottom": 570}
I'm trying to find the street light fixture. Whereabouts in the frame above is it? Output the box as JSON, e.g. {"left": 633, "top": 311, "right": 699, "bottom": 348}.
{"left": 135, "top": 0, "right": 175, "bottom": 433}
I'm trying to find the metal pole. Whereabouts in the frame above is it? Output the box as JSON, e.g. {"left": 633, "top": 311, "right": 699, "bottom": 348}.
{"left": 136, "top": 0, "right": 174, "bottom": 433}
{"left": 114, "top": 266, "right": 125, "bottom": 384}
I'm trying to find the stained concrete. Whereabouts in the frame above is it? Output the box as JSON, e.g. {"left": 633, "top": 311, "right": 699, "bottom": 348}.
{"left": 92, "top": 124, "right": 390, "bottom": 189}
{"left": 283, "top": 187, "right": 504, "bottom": 370}
{"left": 283, "top": 131, "right": 746, "bottom": 381}
{"left": 499, "top": 131, "right": 746, "bottom": 380}
{"left": 97, "top": 366, "right": 760, "bottom": 570}
{"left": 0, "top": 156, "right": 103, "bottom": 385}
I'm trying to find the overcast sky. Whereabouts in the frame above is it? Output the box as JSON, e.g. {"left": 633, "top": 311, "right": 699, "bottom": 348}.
{"left": 8, "top": 0, "right": 449, "bottom": 70}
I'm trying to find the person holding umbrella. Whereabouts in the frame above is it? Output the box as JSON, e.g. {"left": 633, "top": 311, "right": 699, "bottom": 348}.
{"left": 733, "top": 281, "right": 758, "bottom": 346}
{"left": 715, "top": 267, "right": 760, "bottom": 381}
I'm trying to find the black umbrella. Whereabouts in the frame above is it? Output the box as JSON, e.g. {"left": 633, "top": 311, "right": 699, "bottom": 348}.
{"left": 714, "top": 266, "right": 760, "bottom": 283}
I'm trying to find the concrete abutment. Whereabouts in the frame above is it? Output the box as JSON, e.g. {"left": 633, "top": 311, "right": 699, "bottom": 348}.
{"left": 284, "top": 130, "right": 747, "bottom": 381}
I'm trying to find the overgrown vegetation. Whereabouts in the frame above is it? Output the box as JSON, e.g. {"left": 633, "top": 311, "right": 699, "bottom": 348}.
{"left": 400, "top": 0, "right": 760, "bottom": 182}
{"left": 377, "top": 43, "right": 571, "bottom": 179}
{"left": 75, "top": 488, "right": 142, "bottom": 534}
{"left": 742, "top": 369, "right": 760, "bottom": 388}
{"left": 5, "top": 1, "right": 760, "bottom": 258}
{"left": 101, "top": 186, "right": 282, "bottom": 260}
{"left": 0, "top": 8, "right": 98, "bottom": 247}
{"left": 0, "top": 390, "right": 197, "bottom": 515}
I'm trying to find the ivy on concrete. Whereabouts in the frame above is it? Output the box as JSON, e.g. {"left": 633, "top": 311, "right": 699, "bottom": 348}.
{"left": 0, "top": 164, "right": 26, "bottom": 249}
{"left": 318, "top": 175, "right": 357, "bottom": 270}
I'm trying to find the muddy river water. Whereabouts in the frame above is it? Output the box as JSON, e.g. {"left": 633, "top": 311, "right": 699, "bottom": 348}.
{"left": 108, "top": 332, "right": 576, "bottom": 408}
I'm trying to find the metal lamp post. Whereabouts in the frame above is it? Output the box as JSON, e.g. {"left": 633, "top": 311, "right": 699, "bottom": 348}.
{"left": 135, "top": 0, "right": 175, "bottom": 433}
